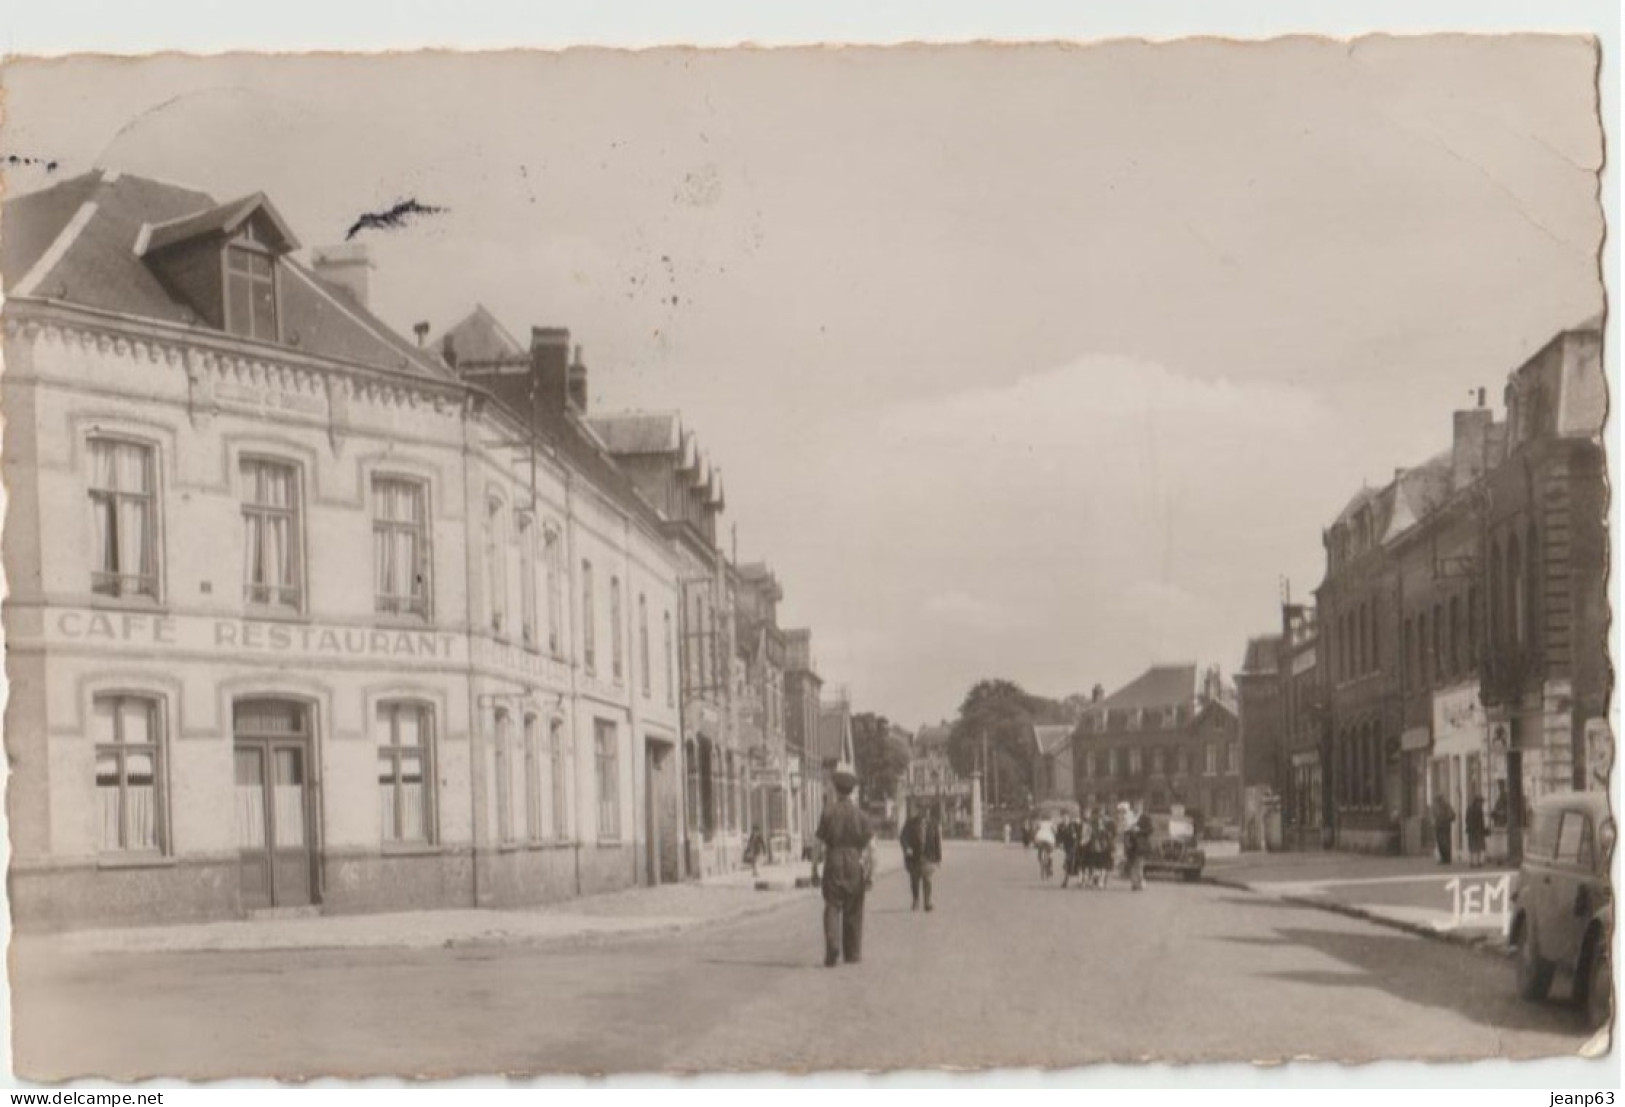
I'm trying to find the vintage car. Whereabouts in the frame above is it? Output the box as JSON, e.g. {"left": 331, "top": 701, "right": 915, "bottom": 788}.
{"left": 1141, "top": 812, "right": 1206, "bottom": 881}
{"left": 1509, "top": 790, "right": 1614, "bottom": 1029}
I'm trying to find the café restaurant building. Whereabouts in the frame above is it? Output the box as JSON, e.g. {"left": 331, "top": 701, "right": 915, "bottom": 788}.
{"left": 3, "top": 170, "right": 686, "bottom": 928}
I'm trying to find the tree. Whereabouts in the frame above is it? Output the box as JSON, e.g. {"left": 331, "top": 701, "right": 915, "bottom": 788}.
{"left": 852, "top": 711, "right": 911, "bottom": 802}
{"left": 945, "top": 678, "right": 1071, "bottom": 809}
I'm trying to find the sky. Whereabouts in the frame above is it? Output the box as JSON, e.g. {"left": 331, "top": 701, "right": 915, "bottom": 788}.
{"left": 0, "top": 37, "right": 1605, "bottom": 728}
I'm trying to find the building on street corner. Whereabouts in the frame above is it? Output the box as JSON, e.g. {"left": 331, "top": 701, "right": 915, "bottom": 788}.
{"left": 2, "top": 169, "right": 828, "bottom": 929}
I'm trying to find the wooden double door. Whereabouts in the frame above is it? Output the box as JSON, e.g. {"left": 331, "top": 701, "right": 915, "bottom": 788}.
{"left": 234, "top": 699, "right": 316, "bottom": 910}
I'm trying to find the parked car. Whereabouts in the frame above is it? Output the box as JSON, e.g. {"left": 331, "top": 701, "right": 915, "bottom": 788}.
{"left": 1141, "top": 812, "right": 1206, "bottom": 882}
{"left": 1509, "top": 790, "right": 1614, "bottom": 1029}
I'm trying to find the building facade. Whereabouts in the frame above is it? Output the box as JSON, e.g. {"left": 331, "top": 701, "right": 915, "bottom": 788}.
{"left": 1071, "top": 665, "right": 1244, "bottom": 826}
{"left": 3, "top": 171, "right": 694, "bottom": 928}
{"left": 1277, "top": 603, "right": 1325, "bottom": 850}
{"left": 1313, "top": 318, "right": 1607, "bottom": 858}
{"left": 783, "top": 627, "right": 826, "bottom": 852}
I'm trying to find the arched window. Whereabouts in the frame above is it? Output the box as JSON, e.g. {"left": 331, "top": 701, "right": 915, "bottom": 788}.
{"left": 518, "top": 516, "right": 537, "bottom": 647}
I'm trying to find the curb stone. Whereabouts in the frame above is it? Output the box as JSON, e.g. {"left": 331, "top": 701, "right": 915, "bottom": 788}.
{"left": 1203, "top": 873, "right": 1510, "bottom": 961}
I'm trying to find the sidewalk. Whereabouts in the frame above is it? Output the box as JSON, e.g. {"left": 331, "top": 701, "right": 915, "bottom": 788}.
{"left": 1206, "top": 850, "right": 1517, "bottom": 953}
{"left": 21, "top": 851, "right": 908, "bottom": 958}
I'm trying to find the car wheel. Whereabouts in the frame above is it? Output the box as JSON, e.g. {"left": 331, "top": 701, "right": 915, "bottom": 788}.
{"left": 1514, "top": 917, "right": 1554, "bottom": 1001}
{"left": 1583, "top": 938, "right": 1612, "bottom": 1031}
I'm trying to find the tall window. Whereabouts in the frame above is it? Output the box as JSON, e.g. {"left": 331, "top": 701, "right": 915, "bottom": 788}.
{"left": 494, "top": 710, "right": 514, "bottom": 843}
{"left": 664, "top": 612, "right": 675, "bottom": 706}
{"left": 1417, "top": 611, "right": 1429, "bottom": 686}
{"left": 1467, "top": 586, "right": 1480, "bottom": 670}
{"left": 1432, "top": 603, "right": 1443, "bottom": 681}
{"left": 550, "top": 718, "right": 569, "bottom": 839}
{"left": 373, "top": 477, "right": 429, "bottom": 617}
{"left": 1403, "top": 618, "right": 1414, "bottom": 686}
{"left": 484, "top": 495, "right": 507, "bottom": 635}
{"left": 524, "top": 715, "right": 542, "bottom": 840}
{"left": 89, "top": 439, "right": 158, "bottom": 599}
{"left": 94, "top": 694, "right": 164, "bottom": 853}
{"left": 225, "top": 242, "right": 277, "bottom": 341}
{"left": 1227, "top": 742, "right": 1239, "bottom": 775}
{"left": 638, "top": 594, "right": 651, "bottom": 698}
{"left": 544, "top": 527, "right": 563, "bottom": 654}
{"left": 519, "top": 516, "right": 538, "bottom": 647}
{"left": 1368, "top": 600, "right": 1379, "bottom": 672}
{"left": 241, "top": 459, "right": 302, "bottom": 609}
{"left": 610, "top": 576, "right": 625, "bottom": 682}
{"left": 1107, "top": 748, "right": 1121, "bottom": 777}
{"left": 685, "top": 740, "right": 701, "bottom": 832}
{"left": 1448, "top": 596, "right": 1462, "bottom": 677}
{"left": 1507, "top": 535, "right": 1524, "bottom": 645}
{"left": 582, "top": 560, "right": 596, "bottom": 673}
{"left": 595, "top": 720, "right": 620, "bottom": 840}
{"left": 1488, "top": 542, "right": 1504, "bottom": 646}
{"left": 1526, "top": 524, "right": 1540, "bottom": 652}
{"left": 1128, "top": 747, "right": 1143, "bottom": 774}
{"left": 1205, "top": 743, "right": 1217, "bottom": 775}
{"left": 377, "top": 701, "right": 433, "bottom": 844}
{"left": 1357, "top": 603, "right": 1369, "bottom": 675}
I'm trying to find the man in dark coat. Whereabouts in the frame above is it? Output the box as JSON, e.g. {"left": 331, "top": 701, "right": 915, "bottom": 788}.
{"left": 900, "top": 803, "right": 944, "bottom": 911}
{"left": 817, "top": 768, "right": 873, "bottom": 966}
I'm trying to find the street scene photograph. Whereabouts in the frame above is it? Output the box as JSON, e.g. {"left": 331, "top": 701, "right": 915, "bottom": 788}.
{"left": 0, "top": 27, "right": 1614, "bottom": 1085}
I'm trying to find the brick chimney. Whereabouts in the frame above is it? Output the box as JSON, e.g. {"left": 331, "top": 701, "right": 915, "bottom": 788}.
{"left": 311, "top": 244, "right": 373, "bottom": 310}
{"left": 1452, "top": 391, "right": 1494, "bottom": 491}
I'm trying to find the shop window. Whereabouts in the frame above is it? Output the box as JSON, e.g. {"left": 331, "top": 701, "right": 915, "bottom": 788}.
{"left": 89, "top": 438, "right": 160, "bottom": 600}
{"left": 377, "top": 701, "right": 434, "bottom": 844}
{"left": 94, "top": 694, "right": 165, "bottom": 853}
{"left": 241, "top": 458, "right": 303, "bottom": 610}
{"left": 373, "top": 477, "right": 430, "bottom": 618}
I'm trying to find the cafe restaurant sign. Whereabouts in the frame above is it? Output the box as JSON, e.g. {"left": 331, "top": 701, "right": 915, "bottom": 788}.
{"left": 49, "top": 608, "right": 462, "bottom": 664}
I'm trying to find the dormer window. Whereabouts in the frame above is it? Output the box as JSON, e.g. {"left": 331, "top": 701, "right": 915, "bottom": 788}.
{"left": 226, "top": 233, "right": 278, "bottom": 341}
{"left": 140, "top": 192, "right": 297, "bottom": 344}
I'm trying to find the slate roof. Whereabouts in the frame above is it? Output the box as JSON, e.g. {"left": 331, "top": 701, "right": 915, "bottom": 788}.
{"left": 1091, "top": 664, "right": 1198, "bottom": 713}
{"left": 587, "top": 412, "right": 684, "bottom": 456}
{"left": 3, "top": 170, "right": 450, "bottom": 382}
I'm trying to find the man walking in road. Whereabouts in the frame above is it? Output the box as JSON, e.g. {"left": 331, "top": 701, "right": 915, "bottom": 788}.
{"left": 900, "top": 803, "right": 943, "bottom": 911}
{"left": 817, "top": 766, "right": 873, "bottom": 966}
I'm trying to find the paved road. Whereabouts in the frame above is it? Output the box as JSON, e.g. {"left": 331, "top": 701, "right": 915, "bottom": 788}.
{"left": 13, "top": 843, "right": 1594, "bottom": 1079}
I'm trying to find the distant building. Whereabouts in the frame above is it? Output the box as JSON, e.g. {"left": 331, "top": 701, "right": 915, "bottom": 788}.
{"left": 1235, "top": 636, "right": 1284, "bottom": 794}
{"left": 902, "top": 724, "right": 973, "bottom": 835}
{"left": 783, "top": 628, "right": 824, "bottom": 851}
{"left": 1072, "top": 665, "right": 1244, "bottom": 824}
